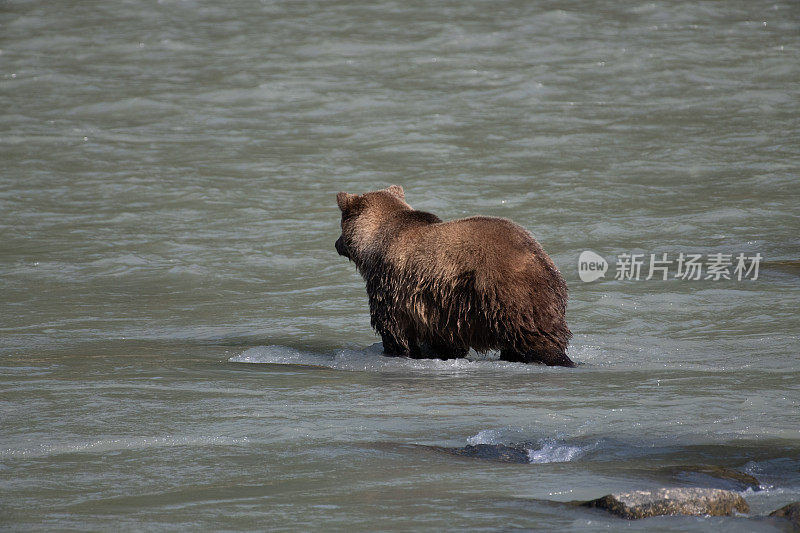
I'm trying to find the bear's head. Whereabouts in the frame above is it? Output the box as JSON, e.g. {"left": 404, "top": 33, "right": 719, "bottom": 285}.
{"left": 335, "top": 185, "right": 409, "bottom": 266}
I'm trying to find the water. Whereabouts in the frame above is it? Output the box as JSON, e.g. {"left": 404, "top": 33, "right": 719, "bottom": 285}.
{"left": 2, "top": 0, "right": 799, "bottom": 530}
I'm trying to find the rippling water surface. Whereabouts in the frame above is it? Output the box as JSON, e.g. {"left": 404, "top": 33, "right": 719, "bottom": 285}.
{"left": 2, "top": 0, "right": 799, "bottom": 530}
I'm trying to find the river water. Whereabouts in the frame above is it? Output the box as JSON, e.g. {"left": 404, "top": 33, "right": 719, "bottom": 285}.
{"left": 2, "top": 0, "right": 799, "bottom": 530}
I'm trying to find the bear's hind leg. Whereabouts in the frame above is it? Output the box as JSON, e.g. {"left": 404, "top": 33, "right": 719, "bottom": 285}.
{"left": 499, "top": 348, "right": 526, "bottom": 364}
{"left": 536, "top": 348, "right": 577, "bottom": 367}
{"left": 500, "top": 347, "right": 576, "bottom": 368}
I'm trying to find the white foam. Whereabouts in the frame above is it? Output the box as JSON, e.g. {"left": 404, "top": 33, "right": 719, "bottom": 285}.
{"left": 466, "top": 429, "right": 505, "bottom": 446}
{"left": 526, "top": 440, "right": 586, "bottom": 464}
{"left": 229, "top": 345, "right": 317, "bottom": 365}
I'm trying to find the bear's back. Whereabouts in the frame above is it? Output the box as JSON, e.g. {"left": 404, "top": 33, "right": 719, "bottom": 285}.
{"left": 398, "top": 215, "right": 545, "bottom": 272}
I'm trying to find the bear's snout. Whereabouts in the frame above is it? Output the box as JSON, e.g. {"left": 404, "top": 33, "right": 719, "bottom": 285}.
{"left": 335, "top": 236, "right": 349, "bottom": 258}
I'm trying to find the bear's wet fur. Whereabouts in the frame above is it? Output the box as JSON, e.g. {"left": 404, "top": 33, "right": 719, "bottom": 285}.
{"left": 335, "top": 185, "right": 575, "bottom": 367}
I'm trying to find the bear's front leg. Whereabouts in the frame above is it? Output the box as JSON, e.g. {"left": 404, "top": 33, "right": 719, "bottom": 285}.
{"left": 427, "top": 339, "right": 469, "bottom": 360}
{"left": 380, "top": 332, "right": 408, "bottom": 357}
{"left": 406, "top": 338, "right": 423, "bottom": 359}
{"left": 381, "top": 331, "right": 425, "bottom": 359}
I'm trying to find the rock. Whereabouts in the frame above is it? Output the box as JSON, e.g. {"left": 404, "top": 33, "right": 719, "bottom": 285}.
{"left": 581, "top": 487, "right": 750, "bottom": 519}
{"left": 441, "top": 444, "right": 530, "bottom": 464}
{"left": 666, "top": 464, "right": 761, "bottom": 491}
{"left": 771, "top": 502, "right": 800, "bottom": 520}
{"left": 770, "top": 502, "right": 800, "bottom": 531}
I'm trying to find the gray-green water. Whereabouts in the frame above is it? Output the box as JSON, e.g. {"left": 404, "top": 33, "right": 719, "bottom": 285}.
{"left": 2, "top": 0, "right": 799, "bottom": 530}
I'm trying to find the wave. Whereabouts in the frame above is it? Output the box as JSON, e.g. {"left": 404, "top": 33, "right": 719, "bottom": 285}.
{"left": 228, "top": 344, "right": 578, "bottom": 374}
{"left": 2, "top": 435, "right": 250, "bottom": 459}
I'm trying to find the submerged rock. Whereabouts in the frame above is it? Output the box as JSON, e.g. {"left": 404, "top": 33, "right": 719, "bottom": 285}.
{"left": 373, "top": 442, "right": 532, "bottom": 463}
{"left": 441, "top": 443, "right": 530, "bottom": 464}
{"left": 769, "top": 502, "right": 800, "bottom": 531}
{"left": 581, "top": 487, "right": 749, "bottom": 519}
{"left": 666, "top": 464, "right": 761, "bottom": 491}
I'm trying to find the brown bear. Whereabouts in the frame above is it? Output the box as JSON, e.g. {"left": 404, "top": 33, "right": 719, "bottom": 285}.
{"left": 335, "top": 185, "right": 575, "bottom": 367}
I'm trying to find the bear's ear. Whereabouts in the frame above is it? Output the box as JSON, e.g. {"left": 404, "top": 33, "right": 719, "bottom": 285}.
{"left": 386, "top": 185, "right": 404, "bottom": 200}
{"left": 336, "top": 192, "right": 358, "bottom": 212}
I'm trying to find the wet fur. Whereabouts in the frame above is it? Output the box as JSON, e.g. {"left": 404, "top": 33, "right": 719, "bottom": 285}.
{"left": 335, "top": 186, "right": 574, "bottom": 367}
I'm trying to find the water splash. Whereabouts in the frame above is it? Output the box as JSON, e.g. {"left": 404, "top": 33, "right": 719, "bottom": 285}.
{"left": 527, "top": 440, "right": 586, "bottom": 464}
{"left": 466, "top": 429, "right": 589, "bottom": 464}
